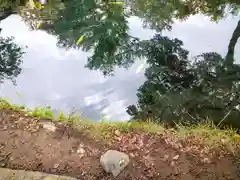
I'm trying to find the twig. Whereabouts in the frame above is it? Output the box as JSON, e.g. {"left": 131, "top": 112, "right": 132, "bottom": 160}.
{"left": 217, "top": 110, "right": 232, "bottom": 127}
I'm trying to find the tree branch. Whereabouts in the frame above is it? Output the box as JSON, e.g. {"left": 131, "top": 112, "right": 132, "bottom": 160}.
{"left": 225, "top": 19, "right": 240, "bottom": 65}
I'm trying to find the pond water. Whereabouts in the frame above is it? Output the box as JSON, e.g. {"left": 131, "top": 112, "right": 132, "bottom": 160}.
{"left": 0, "top": 14, "right": 239, "bottom": 121}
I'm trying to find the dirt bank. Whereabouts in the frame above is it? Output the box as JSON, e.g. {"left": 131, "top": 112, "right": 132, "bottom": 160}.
{"left": 0, "top": 108, "right": 240, "bottom": 180}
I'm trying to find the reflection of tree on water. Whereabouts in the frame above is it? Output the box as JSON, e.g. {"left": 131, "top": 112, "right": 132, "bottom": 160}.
{"left": 124, "top": 1, "right": 240, "bottom": 127}
{"left": 0, "top": 29, "right": 25, "bottom": 84}
{"left": 0, "top": 0, "right": 240, "bottom": 127}
{"left": 0, "top": 0, "right": 239, "bottom": 76}
{"left": 40, "top": 0, "right": 140, "bottom": 75}
{"left": 127, "top": 35, "right": 240, "bottom": 129}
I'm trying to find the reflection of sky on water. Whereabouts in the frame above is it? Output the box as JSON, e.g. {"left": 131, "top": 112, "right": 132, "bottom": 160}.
{"left": 0, "top": 15, "right": 239, "bottom": 121}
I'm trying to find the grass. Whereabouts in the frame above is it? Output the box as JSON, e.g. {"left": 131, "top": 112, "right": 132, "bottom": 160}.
{"left": 0, "top": 98, "right": 240, "bottom": 154}
{"left": 175, "top": 121, "right": 240, "bottom": 155}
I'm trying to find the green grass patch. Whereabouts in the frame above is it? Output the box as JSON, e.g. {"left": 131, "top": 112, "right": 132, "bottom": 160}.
{"left": 0, "top": 98, "right": 240, "bottom": 154}
{"left": 28, "top": 106, "right": 54, "bottom": 119}
{"left": 174, "top": 121, "right": 240, "bottom": 154}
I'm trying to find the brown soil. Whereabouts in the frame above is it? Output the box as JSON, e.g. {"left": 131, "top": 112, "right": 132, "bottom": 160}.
{"left": 0, "top": 109, "right": 240, "bottom": 180}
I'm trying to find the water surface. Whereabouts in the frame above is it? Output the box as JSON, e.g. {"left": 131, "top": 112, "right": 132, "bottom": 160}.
{"left": 0, "top": 14, "right": 239, "bottom": 121}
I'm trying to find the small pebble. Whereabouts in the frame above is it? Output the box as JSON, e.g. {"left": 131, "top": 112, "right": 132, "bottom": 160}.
{"left": 173, "top": 155, "right": 180, "bottom": 160}
{"left": 53, "top": 163, "right": 59, "bottom": 168}
{"left": 77, "top": 147, "right": 85, "bottom": 154}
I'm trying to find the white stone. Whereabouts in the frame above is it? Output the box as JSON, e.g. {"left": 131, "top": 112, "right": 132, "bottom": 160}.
{"left": 39, "top": 122, "right": 56, "bottom": 132}
{"left": 77, "top": 147, "right": 85, "bottom": 154}
{"left": 100, "top": 150, "right": 130, "bottom": 177}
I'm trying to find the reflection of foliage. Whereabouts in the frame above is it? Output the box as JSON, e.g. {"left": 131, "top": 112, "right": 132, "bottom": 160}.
{"left": 128, "top": 35, "right": 240, "bottom": 128}
{"left": 0, "top": 34, "right": 25, "bottom": 83}
{"left": 0, "top": 0, "right": 239, "bottom": 75}
{"left": 128, "top": 0, "right": 181, "bottom": 31}
{"left": 129, "top": 35, "right": 193, "bottom": 120}
{"left": 18, "top": 0, "right": 64, "bottom": 30}
{"left": 0, "top": 0, "right": 240, "bottom": 129}
{"left": 0, "top": 0, "right": 20, "bottom": 10}
{"left": 129, "top": 0, "right": 240, "bottom": 31}
{"left": 123, "top": 0, "right": 240, "bottom": 128}
{"left": 177, "top": 0, "right": 240, "bottom": 21}
{"left": 38, "top": 0, "right": 239, "bottom": 75}
{"left": 135, "top": 35, "right": 193, "bottom": 115}
{"left": 2, "top": 0, "right": 237, "bottom": 76}
{"left": 129, "top": 0, "right": 240, "bottom": 66}
{"left": 42, "top": 0, "right": 140, "bottom": 74}
{"left": 0, "top": 0, "right": 63, "bottom": 29}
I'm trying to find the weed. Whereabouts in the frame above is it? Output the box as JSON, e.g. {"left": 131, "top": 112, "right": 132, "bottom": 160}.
{"left": 0, "top": 98, "right": 240, "bottom": 155}
{"left": 57, "top": 110, "right": 66, "bottom": 121}
{"left": 27, "top": 106, "right": 54, "bottom": 119}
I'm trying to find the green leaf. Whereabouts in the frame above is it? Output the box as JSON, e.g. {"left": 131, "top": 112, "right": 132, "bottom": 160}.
{"left": 76, "top": 35, "right": 84, "bottom": 45}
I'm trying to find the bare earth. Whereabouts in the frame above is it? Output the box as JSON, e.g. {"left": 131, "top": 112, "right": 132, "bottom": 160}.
{"left": 0, "top": 168, "right": 77, "bottom": 180}
{"left": 0, "top": 109, "right": 240, "bottom": 180}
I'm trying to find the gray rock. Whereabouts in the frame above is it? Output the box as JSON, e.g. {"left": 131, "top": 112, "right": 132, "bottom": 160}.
{"left": 100, "top": 150, "right": 130, "bottom": 177}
